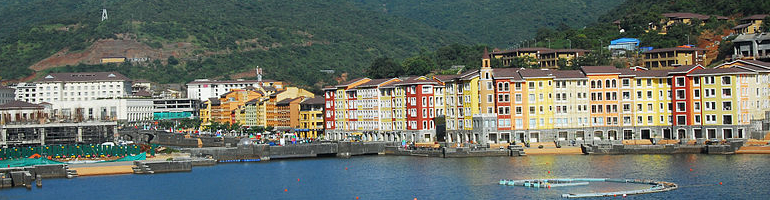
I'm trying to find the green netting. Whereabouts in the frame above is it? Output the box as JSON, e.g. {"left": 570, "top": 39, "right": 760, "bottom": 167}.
{"left": 104, "top": 152, "right": 146, "bottom": 162}
{"left": 0, "top": 153, "right": 146, "bottom": 167}
{"left": 0, "top": 157, "right": 64, "bottom": 168}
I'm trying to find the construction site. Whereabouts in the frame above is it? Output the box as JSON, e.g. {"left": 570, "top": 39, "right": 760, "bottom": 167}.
{"left": 1, "top": 122, "right": 117, "bottom": 148}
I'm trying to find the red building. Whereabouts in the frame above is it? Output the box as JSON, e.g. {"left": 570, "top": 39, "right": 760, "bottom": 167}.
{"left": 669, "top": 65, "right": 703, "bottom": 129}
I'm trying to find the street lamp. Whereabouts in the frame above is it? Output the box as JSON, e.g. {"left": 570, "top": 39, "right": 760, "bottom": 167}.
{"left": 566, "top": 39, "right": 572, "bottom": 49}
{"left": 546, "top": 39, "right": 551, "bottom": 49}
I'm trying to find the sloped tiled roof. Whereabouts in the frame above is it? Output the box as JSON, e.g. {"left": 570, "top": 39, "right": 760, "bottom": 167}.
{"left": 644, "top": 47, "right": 706, "bottom": 53}
{"left": 0, "top": 101, "right": 43, "bottom": 110}
{"left": 551, "top": 70, "right": 587, "bottom": 79}
{"left": 38, "top": 72, "right": 130, "bottom": 82}
{"left": 663, "top": 12, "right": 727, "bottom": 20}
{"left": 335, "top": 78, "right": 370, "bottom": 88}
{"left": 357, "top": 78, "right": 397, "bottom": 88}
{"left": 687, "top": 68, "right": 755, "bottom": 76}
{"left": 668, "top": 65, "right": 702, "bottom": 74}
{"left": 492, "top": 68, "right": 523, "bottom": 80}
{"left": 742, "top": 14, "right": 769, "bottom": 21}
{"left": 518, "top": 68, "right": 555, "bottom": 79}
{"left": 581, "top": 66, "right": 622, "bottom": 75}
{"left": 633, "top": 70, "right": 671, "bottom": 78}
{"left": 301, "top": 96, "right": 325, "bottom": 105}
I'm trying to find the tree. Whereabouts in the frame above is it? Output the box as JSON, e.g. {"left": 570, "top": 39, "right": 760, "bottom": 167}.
{"left": 402, "top": 56, "right": 434, "bottom": 76}
{"left": 168, "top": 56, "right": 179, "bottom": 66}
{"left": 557, "top": 58, "right": 575, "bottom": 70}
{"left": 368, "top": 57, "right": 404, "bottom": 79}
{"left": 506, "top": 56, "right": 539, "bottom": 69}
{"left": 764, "top": 16, "right": 770, "bottom": 32}
{"left": 573, "top": 50, "right": 611, "bottom": 67}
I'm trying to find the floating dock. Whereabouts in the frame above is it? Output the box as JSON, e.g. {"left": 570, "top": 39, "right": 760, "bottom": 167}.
{"left": 498, "top": 178, "right": 677, "bottom": 198}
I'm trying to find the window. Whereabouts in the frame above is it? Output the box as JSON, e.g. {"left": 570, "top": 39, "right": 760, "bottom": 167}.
{"left": 515, "top": 94, "right": 522, "bottom": 103}
{"left": 694, "top": 102, "right": 701, "bottom": 111}
{"left": 723, "top": 101, "right": 732, "bottom": 111}
{"left": 676, "top": 89, "right": 685, "bottom": 99}
{"left": 721, "top": 76, "right": 731, "bottom": 85}
{"left": 723, "top": 115, "right": 733, "bottom": 124}
{"left": 487, "top": 82, "right": 493, "bottom": 90}
{"left": 622, "top": 79, "right": 630, "bottom": 87}
{"left": 694, "top": 115, "right": 701, "bottom": 123}
{"left": 693, "top": 89, "right": 700, "bottom": 98}
{"left": 704, "top": 76, "right": 715, "bottom": 84}
{"left": 676, "top": 102, "right": 686, "bottom": 112}
{"left": 676, "top": 77, "right": 685, "bottom": 87}
{"left": 488, "top": 94, "right": 493, "bottom": 103}
{"left": 693, "top": 77, "right": 700, "bottom": 85}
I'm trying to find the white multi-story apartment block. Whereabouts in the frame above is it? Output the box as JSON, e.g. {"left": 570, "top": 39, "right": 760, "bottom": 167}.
{"left": 33, "top": 72, "right": 132, "bottom": 103}
{"left": 186, "top": 79, "right": 284, "bottom": 101}
{"left": 10, "top": 82, "right": 38, "bottom": 103}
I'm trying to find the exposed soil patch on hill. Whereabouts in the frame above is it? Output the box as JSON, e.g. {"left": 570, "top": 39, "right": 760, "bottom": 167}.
{"left": 29, "top": 38, "right": 196, "bottom": 71}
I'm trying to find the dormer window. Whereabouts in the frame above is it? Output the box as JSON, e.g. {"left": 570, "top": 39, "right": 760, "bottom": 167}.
{"left": 108, "top": 73, "right": 116, "bottom": 78}
{"left": 45, "top": 75, "right": 54, "bottom": 79}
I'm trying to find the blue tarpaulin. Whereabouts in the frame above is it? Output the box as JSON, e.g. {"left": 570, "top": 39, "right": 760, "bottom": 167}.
{"left": 610, "top": 38, "right": 640, "bottom": 46}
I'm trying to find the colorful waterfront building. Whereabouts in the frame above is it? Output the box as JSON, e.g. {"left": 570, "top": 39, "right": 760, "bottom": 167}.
{"left": 298, "top": 96, "right": 325, "bottom": 139}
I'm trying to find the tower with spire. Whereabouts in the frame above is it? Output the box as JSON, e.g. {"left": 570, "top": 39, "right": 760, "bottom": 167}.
{"left": 479, "top": 48, "right": 495, "bottom": 114}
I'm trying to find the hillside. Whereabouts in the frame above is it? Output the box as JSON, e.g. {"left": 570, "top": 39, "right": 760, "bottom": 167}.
{"left": 0, "top": 0, "right": 470, "bottom": 87}
{"left": 352, "top": 0, "right": 624, "bottom": 47}
{"left": 0, "top": 0, "right": 624, "bottom": 88}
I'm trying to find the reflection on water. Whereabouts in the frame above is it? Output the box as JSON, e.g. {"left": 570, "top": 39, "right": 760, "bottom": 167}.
{"left": 2, "top": 155, "right": 769, "bottom": 199}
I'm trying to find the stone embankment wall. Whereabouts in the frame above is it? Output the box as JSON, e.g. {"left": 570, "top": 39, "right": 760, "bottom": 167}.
{"left": 186, "top": 142, "right": 398, "bottom": 161}
{"left": 581, "top": 140, "right": 746, "bottom": 154}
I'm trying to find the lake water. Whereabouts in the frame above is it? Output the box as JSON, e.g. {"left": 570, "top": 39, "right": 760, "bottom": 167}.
{"left": 2, "top": 154, "right": 769, "bottom": 199}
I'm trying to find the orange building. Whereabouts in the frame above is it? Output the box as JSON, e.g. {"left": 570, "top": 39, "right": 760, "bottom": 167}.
{"left": 581, "top": 66, "right": 622, "bottom": 140}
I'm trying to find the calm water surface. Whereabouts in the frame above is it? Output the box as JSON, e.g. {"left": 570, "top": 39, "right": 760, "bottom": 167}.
{"left": 2, "top": 154, "right": 769, "bottom": 199}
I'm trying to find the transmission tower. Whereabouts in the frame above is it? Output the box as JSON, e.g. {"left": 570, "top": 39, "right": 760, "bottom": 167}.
{"left": 102, "top": 9, "right": 108, "bottom": 21}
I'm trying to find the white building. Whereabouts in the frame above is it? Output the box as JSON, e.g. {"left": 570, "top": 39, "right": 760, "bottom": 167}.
{"left": 51, "top": 98, "right": 154, "bottom": 122}
{"left": 0, "top": 86, "right": 14, "bottom": 105}
{"left": 186, "top": 79, "right": 283, "bottom": 101}
{"left": 34, "top": 72, "right": 132, "bottom": 103}
{"left": 10, "top": 82, "right": 38, "bottom": 103}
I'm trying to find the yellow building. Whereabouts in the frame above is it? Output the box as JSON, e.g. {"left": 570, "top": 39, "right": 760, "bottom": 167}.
{"left": 538, "top": 49, "right": 590, "bottom": 68}
{"left": 491, "top": 48, "right": 548, "bottom": 66}
{"left": 643, "top": 47, "right": 706, "bottom": 69}
{"left": 733, "top": 14, "right": 768, "bottom": 35}
{"left": 298, "top": 96, "right": 325, "bottom": 139}
{"left": 651, "top": 13, "right": 727, "bottom": 34}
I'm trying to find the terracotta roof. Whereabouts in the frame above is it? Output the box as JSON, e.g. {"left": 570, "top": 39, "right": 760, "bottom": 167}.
{"left": 245, "top": 98, "right": 260, "bottom": 105}
{"left": 458, "top": 69, "right": 480, "bottom": 80}
{"left": 432, "top": 75, "right": 460, "bottom": 82}
{"left": 668, "top": 65, "right": 702, "bottom": 74}
{"left": 187, "top": 79, "right": 278, "bottom": 84}
{"left": 742, "top": 14, "right": 769, "bottom": 21}
{"left": 643, "top": 47, "right": 706, "bottom": 53}
{"left": 687, "top": 68, "right": 755, "bottom": 76}
{"left": 633, "top": 70, "right": 670, "bottom": 78}
{"left": 277, "top": 97, "right": 303, "bottom": 106}
{"left": 335, "top": 78, "right": 370, "bottom": 88}
{"left": 492, "top": 47, "right": 551, "bottom": 54}
{"left": 492, "top": 68, "right": 523, "bottom": 80}
{"left": 208, "top": 98, "right": 220, "bottom": 106}
{"left": 581, "top": 66, "right": 621, "bottom": 75}
{"left": 732, "top": 63, "right": 770, "bottom": 72}
{"left": 518, "top": 68, "right": 555, "bottom": 79}
{"left": 301, "top": 96, "right": 325, "bottom": 105}
{"left": 262, "top": 86, "right": 277, "bottom": 92}
{"left": 551, "top": 70, "right": 587, "bottom": 79}
{"left": 357, "top": 78, "right": 397, "bottom": 88}
{"left": 134, "top": 90, "right": 152, "bottom": 97}
{"left": 0, "top": 85, "right": 13, "bottom": 90}
{"left": 539, "top": 49, "right": 591, "bottom": 54}
{"left": 393, "top": 77, "right": 441, "bottom": 86}
{"left": 663, "top": 12, "right": 727, "bottom": 20}
{"left": 741, "top": 60, "right": 770, "bottom": 68}
{"left": 482, "top": 48, "right": 490, "bottom": 59}
{"left": 38, "top": 72, "right": 130, "bottom": 82}
{"left": 0, "top": 100, "right": 43, "bottom": 110}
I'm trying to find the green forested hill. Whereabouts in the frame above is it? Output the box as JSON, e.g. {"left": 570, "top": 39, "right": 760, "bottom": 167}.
{"left": 0, "top": 0, "right": 622, "bottom": 89}
{"left": 352, "top": 0, "right": 624, "bottom": 47}
{"left": 0, "top": 0, "right": 469, "bottom": 86}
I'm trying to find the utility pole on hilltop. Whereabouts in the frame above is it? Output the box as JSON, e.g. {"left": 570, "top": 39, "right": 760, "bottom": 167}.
{"left": 102, "top": 9, "right": 108, "bottom": 21}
